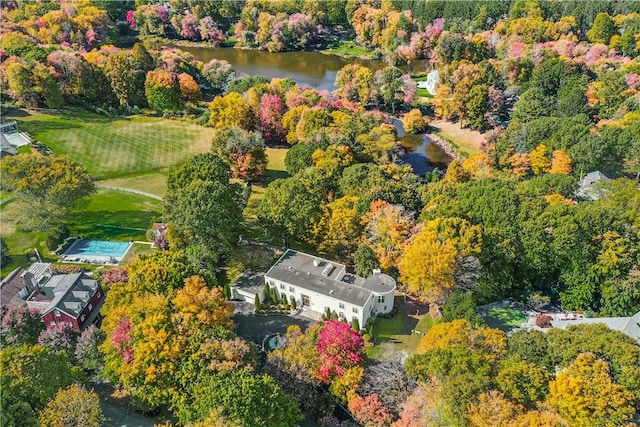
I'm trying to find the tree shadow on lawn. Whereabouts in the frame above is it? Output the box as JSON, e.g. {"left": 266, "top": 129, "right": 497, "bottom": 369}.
{"left": 67, "top": 210, "right": 159, "bottom": 241}
{"left": 263, "top": 169, "right": 289, "bottom": 184}
{"left": 18, "top": 119, "right": 82, "bottom": 135}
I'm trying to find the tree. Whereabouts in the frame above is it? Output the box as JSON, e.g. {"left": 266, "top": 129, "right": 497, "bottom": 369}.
{"left": 178, "top": 72, "right": 202, "bottom": 102}
{"left": 316, "top": 320, "right": 365, "bottom": 383}
{"left": 313, "top": 196, "right": 364, "bottom": 259}
{"left": 145, "top": 70, "right": 182, "bottom": 111}
{"left": 1, "top": 237, "right": 11, "bottom": 267}
{"left": 441, "top": 290, "right": 483, "bottom": 326}
{"left": 0, "top": 307, "right": 45, "bottom": 347}
{"left": 550, "top": 150, "right": 572, "bottom": 175}
{"left": 468, "top": 84, "right": 489, "bottom": 130}
{"left": 466, "top": 390, "right": 522, "bottom": 427}
{"left": 0, "top": 154, "right": 95, "bottom": 231}
{"left": 172, "top": 276, "right": 234, "bottom": 333}
{"left": 258, "top": 177, "right": 321, "bottom": 245}
{"left": 5, "top": 60, "right": 37, "bottom": 107}
{"left": 209, "top": 92, "right": 253, "bottom": 129}
{"left": 38, "top": 384, "right": 104, "bottom": 427}
{"left": 174, "top": 368, "right": 303, "bottom": 426}
{"left": 164, "top": 179, "right": 243, "bottom": 260}
{"left": 167, "top": 153, "right": 231, "bottom": 191}
{"left": 0, "top": 345, "right": 85, "bottom": 427}
{"left": 403, "top": 109, "right": 430, "bottom": 134}
{"left": 496, "top": 358, "right": 552, "bottom": 408}
{"left": 547, "top": 353, "right": 636, "bottom": 427}
{"left": 364, "top": 201, "right": 415, "bottom": 270}
{"left": 105, "top": 51, "right": 147, "bottom": 109}
{"left": 284, "top": 142, "right": 316, "bottom": 175}
{"left": 211, "top": 126, "right": 267, "bottom": 182}
{"left": 347, "top": 393, "right": 393, "bottom": 427}
{"left": 399, "top": 218, "right": 482, "bottom": 304}
{"left": 74, "top": 325, "right": 105, "bottom": 379}
{"left": 202, "top": 59, "right": 234, "bottom": 92}
{"left": 587, "top": 13, "right": 614, "bottom": 44}
{"left": 354, "top": 244, "right": 379, "bottom": 278}
{"left": 358, "top": 361, "right": 416, "bottom": 417}
{"left": 530, "top": 143, "right": 551, "bottom": 175}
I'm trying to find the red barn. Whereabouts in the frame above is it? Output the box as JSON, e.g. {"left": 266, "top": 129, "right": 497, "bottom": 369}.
{"left": 39, "top": 273, "right": 104, "bottom": 330}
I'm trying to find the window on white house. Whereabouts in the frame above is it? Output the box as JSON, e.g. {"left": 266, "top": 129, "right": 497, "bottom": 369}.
{"left": 289, "top": 286, "right": 294, "bottom": 293}
{"left": 339, "top": 312, "right": 345, "bottom": 319}
{"left": 339, "top": 303, "right": 345, "bottom": 309}
{"left": 280, "top": 284, "right": 285, "bottom": 290}
{"left": 378, "top": 295, "right": 385, "bottom": 303}
{"left": 352, "top": 316, "right": 357, "bottom": 323}
{"left": 353, "top": 307, "right": 359, "bottom": 314}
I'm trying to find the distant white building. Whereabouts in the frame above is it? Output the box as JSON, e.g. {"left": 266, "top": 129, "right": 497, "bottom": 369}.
{"left": 233, "top": 249, "right": 396, "bottom": 327}
{"left": 577, "top": 170, "right": 609, "bottom": 200}
{"left": 416, "top": 70, "right": 439, "bottom": 96}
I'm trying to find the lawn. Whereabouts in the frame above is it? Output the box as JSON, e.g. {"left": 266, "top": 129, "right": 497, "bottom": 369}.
{"left": 8, "top": 109, "right": 215, "bottom": 180}
{"left": 0, "top": 189, "right": 161, "bottom": 278}
{"left": 412, "top": 76, "right": 435, "bottom": 99}
{"left": 430, "top": 119, "right": 483, "bottom": 158}
{"left": 66, "top": 189, "right": 162, "bottom": 241}
{"left": 367, "top": 296, "right": 435, "bottom": 360}
{"left": 321, "top": 40, "right": 372, "bottom": 58}
{"left": 242, "top": 147, "right": 289, "bottom": 241}
{"left": 478, "top": 300, "right": 528, "bottom": 332}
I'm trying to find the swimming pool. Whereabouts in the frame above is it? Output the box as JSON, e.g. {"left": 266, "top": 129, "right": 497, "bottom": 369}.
{"left": 63, "top": 239, "right": 132, "bottom": 264}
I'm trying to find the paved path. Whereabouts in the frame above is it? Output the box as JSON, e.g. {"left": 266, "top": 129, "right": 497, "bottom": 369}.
{"left": 232, "top": 302, "right": 316, "bottom": 345}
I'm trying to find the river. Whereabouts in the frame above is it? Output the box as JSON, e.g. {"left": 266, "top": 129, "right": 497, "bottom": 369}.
{"left": 176, "top": 45, "right": 450, "bottom": 173}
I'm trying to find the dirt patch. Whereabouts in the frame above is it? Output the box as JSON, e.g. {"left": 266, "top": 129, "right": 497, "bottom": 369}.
{"left": 431, "top": 119, "right": 484, "bottom": 156}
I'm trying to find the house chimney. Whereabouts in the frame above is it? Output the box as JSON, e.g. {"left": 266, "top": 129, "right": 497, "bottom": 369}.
{"left": 373, "top": 268, "right": 381, "bottom": 275}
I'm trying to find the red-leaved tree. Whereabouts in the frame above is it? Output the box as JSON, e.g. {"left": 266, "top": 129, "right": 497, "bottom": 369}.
{"left": 316, "top": 320, "right": 365, "bottom": 383}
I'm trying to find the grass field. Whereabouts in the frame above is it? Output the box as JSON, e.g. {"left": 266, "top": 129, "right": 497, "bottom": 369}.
{"left": 481, "top": 306, "right": 528, "bottom": 331}
{"left": 321, "top": 40, "right": 372, "bottom": 58}
{"left": 367, "top": 296, "right": 435, "bottom": 360}
{"left": 243, "top": 146, "right": 288, "bottom": 223}
{"left": 431, "top": 119, "right": 483, "bottom": 158}
{"left": 412, "top": 76, "right": 435, "bottom": 99}
{"left": 0, "top": 189, "right": 161, "bottom": 277}
{"left": 8, "top": 109, "right": 215, "bottom": 180}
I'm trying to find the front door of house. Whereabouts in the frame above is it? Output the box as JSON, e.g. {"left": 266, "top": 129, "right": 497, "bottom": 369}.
{"left": 301, "top": 295, "right": 310, "bottom": 307}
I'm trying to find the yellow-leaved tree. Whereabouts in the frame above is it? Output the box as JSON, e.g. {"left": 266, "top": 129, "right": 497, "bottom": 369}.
{"left": 530, "top": 143, "right": 551, "bottom": 175}
{"left": 546, "top": 353, "right": 636, "bottom": 427}
{"left": 550, "top": 149, "right": 572, "bottom": 175}
{"left": 398, "top": 218, "right": 481, "bottom": 304}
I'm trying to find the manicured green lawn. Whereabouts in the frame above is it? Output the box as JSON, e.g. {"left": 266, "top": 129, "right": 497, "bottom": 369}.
{"left": 0, "top": 189, "right": 161, "bottom": 278}
{"left": 480, "top": 306, "right": 528, "bottom": 332}
{"left": 66, "top": 189, "right": 162, "bottom": 241}
{"left": 321, "top": 40, "right": 371, "bottom": 58}
{"left": 412, "top": 76, "right": 435, "bottom": 99}
{"left": 242, "top": 147, "right": 289, "bottom": 242}
{"left": 9, "top": 109, "right": 215, "bottom": 180}
{"left": 367, "top": 296, "right": 435, "bottom": 359}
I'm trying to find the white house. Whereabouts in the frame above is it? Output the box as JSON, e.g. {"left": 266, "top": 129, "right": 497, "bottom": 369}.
{"left": 260, "top": 249, "right": 396, "bottom": 327}
{"left": 415, "top": 70, "right": 439, "bottom": 96}
{"left": 577, "top": 170, "right": 609, "bottom": 201}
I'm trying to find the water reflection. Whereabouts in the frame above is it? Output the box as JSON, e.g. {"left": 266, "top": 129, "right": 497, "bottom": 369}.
{"left": 175, "top": 46, "right": 428, "bottom": 92}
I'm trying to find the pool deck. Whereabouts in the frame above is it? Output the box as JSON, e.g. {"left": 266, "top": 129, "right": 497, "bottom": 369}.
{"left": 61, "top": 239, "right": 134, "bottom": 266}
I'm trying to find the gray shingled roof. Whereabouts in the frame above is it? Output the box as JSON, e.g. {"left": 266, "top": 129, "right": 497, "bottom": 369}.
{"left": 41, "top": 273, "right": 100, "bottom": 318}
{"left": 267, "top": 264, "right": 373, "bottom": 307}
{"left": 551, "top": 310, "right": 640, "bottom": 342}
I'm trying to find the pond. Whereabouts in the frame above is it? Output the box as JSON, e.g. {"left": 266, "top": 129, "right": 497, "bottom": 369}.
{"left": 389, "top": 117, "right": 451, "bottom": 175}
{"left": 177, "top": 45, "right": 450, "bottom": 173}
{"left": 175, "top": 45, "right": 430, "bottom": 92}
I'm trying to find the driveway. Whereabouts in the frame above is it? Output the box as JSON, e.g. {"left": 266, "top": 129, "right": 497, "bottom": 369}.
{"left": 232, "top": 302, "right": 316, "bottom": 345}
